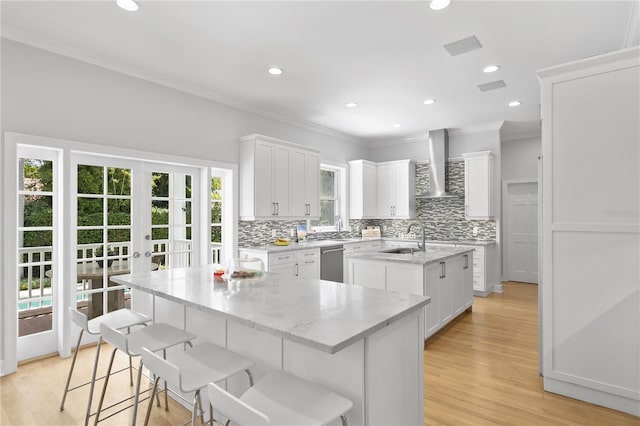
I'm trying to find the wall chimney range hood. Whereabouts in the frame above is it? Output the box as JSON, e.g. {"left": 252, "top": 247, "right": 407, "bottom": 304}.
{"left": 415, "top": 129, "right": 459, "bottom": 199}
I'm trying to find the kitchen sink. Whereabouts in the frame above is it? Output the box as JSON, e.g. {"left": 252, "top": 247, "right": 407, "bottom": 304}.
{"left": 382, "top": 247, "right": 419, "bottom": 254}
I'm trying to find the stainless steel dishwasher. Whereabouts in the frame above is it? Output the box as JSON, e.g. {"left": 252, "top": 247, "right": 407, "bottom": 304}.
{"left": 320, "top": 245, "right": 345, "bottom": 282}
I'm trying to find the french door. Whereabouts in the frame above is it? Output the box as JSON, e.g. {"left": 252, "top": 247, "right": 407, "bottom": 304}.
{"left": 17, "top": 153, "right": 201, "bottom": 360}
{"left": 71, "top": 155, "right": 201, "bottom": 320}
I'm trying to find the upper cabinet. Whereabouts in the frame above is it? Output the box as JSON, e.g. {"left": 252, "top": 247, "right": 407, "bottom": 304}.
{"left": 348, "top": 160, "right": 378, "bottom": 219}
{"left": 376, "top": 160, "right": 416, "bottom": 219}
{"left": 239, "top": 134, "right": 321, "bottom": 220}
{"left": 349, "top": 159, "right": 415, "bottom": 220}
{"left": 462, "top": 151, "right": 494, "bottom": 220}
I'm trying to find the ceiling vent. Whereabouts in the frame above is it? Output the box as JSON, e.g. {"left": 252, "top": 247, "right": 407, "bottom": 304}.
{"left": 443, "top": 36, "right": 482, "bottom": 56}
{"left": 477, "top": 80, "right": 507, "bottom": 92}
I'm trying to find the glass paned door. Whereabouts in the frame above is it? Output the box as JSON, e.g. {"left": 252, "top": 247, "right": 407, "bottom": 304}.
{"left": 16, "top": 146, "right": 59, "bottom": 361}
{"left": 149, "top": 164, "right": 200, "bottom": 270}
{"left": 75, "top": 162, "right": 135, "bottom": 319}
{"left": 17, "top": 159, "right": 55, "bottom": 334}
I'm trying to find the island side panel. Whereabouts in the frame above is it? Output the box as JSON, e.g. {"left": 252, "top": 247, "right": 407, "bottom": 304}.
{"left": 283, "top": 339, "right": 366, "bottom": 426}
{"left": 225, "top": 321, "right": 284, "bottom": 397}
{"left": 365, "top": 309, "right": 424, "bottom": 425}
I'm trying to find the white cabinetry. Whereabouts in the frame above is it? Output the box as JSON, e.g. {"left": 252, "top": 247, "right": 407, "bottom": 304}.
{"left": 239, "top": 248, "right": 320, "bottom": 280}
{"left": 376, "top": 160, "right": 415, "bottom": 219}
{"left": 538, "top": 48, "right": 640, "bottom": 415}
{"left": 290, "top": 149, "right": 320, "bottom": 218}
{"left": 343, "top": 240, "right": 382, "bottom": 284}
{"left": 462, "top": 151, "right": 494, "bottom": 220}
{"left": 348, "top": 160, "right": 378, "bottom": 219}
{"left": 456, "top": 244, "right": 496, "bottom": 297}
{"left": 348, "top": 253, "right": 473, "bottom": 340}
{"left": 239, "top": 134, "right": 320, "bottom": 220}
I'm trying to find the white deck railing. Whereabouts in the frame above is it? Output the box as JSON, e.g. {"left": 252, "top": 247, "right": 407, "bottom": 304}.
{"left": 18, "top": 241, "right": 223, "bottom": 316}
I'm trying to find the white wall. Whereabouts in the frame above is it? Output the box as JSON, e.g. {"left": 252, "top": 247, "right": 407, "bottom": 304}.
{"left": 1, "top": 40, "right": 368, "bottom": 164}
{"left": 501, "top": 137, "right": 541, "bottom": 180}
{"left": 0, "top": 39, "right": 369, "bottom": 371}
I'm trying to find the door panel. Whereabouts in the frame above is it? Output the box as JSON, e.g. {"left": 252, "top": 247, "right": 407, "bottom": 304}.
{"left": 506, "top": 182, "right": 539, "bottom": 283}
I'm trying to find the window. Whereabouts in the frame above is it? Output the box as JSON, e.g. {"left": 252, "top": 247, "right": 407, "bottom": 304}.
{"left": 211, "top": 175, "right": 223, "bottom": 264}
{"left": 310, "top": 164, "right": 347, "bottom": 232}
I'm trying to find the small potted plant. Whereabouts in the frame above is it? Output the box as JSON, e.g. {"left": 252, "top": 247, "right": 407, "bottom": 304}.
{"left": 95, "top": 245, "right": 116, "bottom": 268}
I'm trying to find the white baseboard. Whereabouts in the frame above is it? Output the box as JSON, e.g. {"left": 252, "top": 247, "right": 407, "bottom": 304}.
{"left": 493, "top": 282, "right": 504, "bottom": 293}
{"left": 545, "top": 377, "right": 640, "bottom": 417}
{"left": 473, "top": 289, "right": 491, "bottom": 297}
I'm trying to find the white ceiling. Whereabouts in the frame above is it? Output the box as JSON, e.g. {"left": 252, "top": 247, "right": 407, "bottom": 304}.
{"left": 1, "top": 1, "right": 635, "bottom": 143}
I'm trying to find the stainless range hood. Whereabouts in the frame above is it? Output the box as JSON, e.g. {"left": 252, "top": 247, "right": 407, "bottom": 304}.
{"left": 415, "top": 129, "right": 459, "bottom": 199}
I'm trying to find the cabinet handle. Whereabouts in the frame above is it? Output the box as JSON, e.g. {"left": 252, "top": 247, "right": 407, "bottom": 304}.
{"left": 295, "top": 263, "right": 299, "bottom": 276}
{"left": 440, "top": 261, "right": 446, "bottom": 278}
{"left": 304, "top": 253, "right": 315, "bottom": 256}
{"left": 465, "top": 205, "right": 468, "bottom": 216}
{"left": 305, "top": 260, "right": 315, "bottom": 264}
{"left": 276, "top": 202, "right": 279, "bottom": 215}
{"left": 463, "top": 255, "right": 469, "bottom": 269}
{"left": 272, "top": 202, "right": 276, "bottom": 215}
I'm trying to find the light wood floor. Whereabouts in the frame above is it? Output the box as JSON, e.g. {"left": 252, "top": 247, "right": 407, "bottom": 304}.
{"left": 1, "top": 282, "right": 638, "bottom": 425}
{"left": 424, "top": 281, "right": 639, "bottom": 426}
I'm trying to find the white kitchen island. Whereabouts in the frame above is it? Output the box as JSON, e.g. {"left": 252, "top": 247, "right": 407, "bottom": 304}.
{"left": 111, "top": 265, "right": 429, "bottom": 426}
{"left": 347, "top": 246, "right": 474, "bottom": 340}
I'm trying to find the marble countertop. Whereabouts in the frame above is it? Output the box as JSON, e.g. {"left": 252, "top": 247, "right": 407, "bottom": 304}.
{"left": 345, "top": 245, "right": 474, "bottom": 265}
{"left": 111, "top": 265, "right": 429, "bottom": 354}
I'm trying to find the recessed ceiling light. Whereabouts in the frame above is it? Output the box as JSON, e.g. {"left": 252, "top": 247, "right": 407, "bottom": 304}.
{"left": 116, "top": 0, "right": 139, "bottom": 12}
{"left": 345, "top": 102, "right": 358, "bottom": 108}
{"left": 430, "top": 0, "right": 451, "bottom": 10}
{"left": 508, "top": 100, "right": 522, "bottom": 107}
{"left": 423, "top": 99, "right": 436, "bottom": 105}
{"left": 393, "top": 123, "right": 403, "bottom": 128}
{"left": 268, "top": 67, "right": 283, "bottom": 76}
{"left": 483, "top": 65, "right": 500, "bottom": 73}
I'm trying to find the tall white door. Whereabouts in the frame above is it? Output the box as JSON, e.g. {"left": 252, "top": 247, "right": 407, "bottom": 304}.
{"left": 505, "top": 181, "right": 538, "bottom": 283}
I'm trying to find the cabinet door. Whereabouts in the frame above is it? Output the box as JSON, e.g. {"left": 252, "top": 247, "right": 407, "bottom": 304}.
{"left": 363, "top": 163, "right": 378, "bottom": 218}
{"left": 448, "top": 256, "right": 464, "bottom": 316}
{"left": 304, "top": 152, "right": 320, "bottom": 218}
{"left": 462, "top": 253, "right": 473, "bottom": 309}
{"left": 377, "top": 165, "right": 394, "bottom": 217}
{"left": 424, "top": 263, "right": 441, "bottom": 338}
{"left": 465, "top": 155, "right": 493, "bottom": 219}
{"left": 297, "top": 259, "right": 319, "bottom": 280}
{"left": 289, "top": 149, "right": 307, "bottom": 217}
{"left": 254, "top": 141, "right": 275, "bottom": 217}
{"left": 386, "top": 264, "right": 423, "bottom": 295}
{"left": 392, "top": 164, "right": 410, "bottom": 217}
{"left": 350, "top": 261, "right": 385, "bottom": 290}
{"left": 273, "top": 145, "right": 290, "bottom": 216}
{"left": 438, "top": 261, "right": 453, "bottom": 325}
{"left": 269, "top": 262, "right": 296, "bottom": 278}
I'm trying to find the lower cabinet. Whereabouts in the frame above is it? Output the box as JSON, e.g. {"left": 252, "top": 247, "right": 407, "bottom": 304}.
{"left": 342, "top": 240, "right": 383, "bottom": 284}
{"left": 239, "top": 248, "right": 320, "bottom": 280}
{"left": 348, "top": 252, "right": 473, "bottom": 340}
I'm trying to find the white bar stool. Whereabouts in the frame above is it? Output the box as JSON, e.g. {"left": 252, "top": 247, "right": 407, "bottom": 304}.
{"left": 207, "top": 371, "right": 353, "bottom": 426}
{"left": 94, "top": 322, "right": 197, "bottom": 426}
{"left": 140, "top": 342, "right": 255, "bottom": 425}
{"left": 60, "top": 307, "right": 151, "bottom": 426}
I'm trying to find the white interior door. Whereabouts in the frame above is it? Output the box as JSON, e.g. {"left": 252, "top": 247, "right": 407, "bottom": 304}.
{"left": 504, "top": 181, "right": 538, "bottom": 283}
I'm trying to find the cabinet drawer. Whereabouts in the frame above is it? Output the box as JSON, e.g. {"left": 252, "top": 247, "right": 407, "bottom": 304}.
{"left": 269, "top": 252, "right": 296, "bottom": 266}
{"left": 346, "top": 241, "right": 382, "bottom": 253}
{"left": 295, "top": 249, "right": 319, "bottom": 261}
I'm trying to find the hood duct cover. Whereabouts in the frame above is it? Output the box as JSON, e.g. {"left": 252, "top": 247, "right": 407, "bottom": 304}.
{"left": 415, "top": 129, "right": 459, "bottom": 199}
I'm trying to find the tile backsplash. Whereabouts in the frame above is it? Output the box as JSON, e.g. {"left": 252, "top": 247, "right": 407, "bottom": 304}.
{"left": 238, "top": 159, "right": 495, "bottom": 246}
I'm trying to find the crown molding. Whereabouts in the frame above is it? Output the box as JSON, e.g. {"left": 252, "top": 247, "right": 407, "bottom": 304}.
{"left": 624, "top": 0, "right": 640, "bottom": 48}
{"left": 2, "top": 31, "right": 367, "bottom": 147}
{"left": 368, "top": 132, "right": 430, "bottom": 148}
{"left": 447, "top": 121, "right": 504, "bottom": 137}
{"left": 501, "top": 128, "right": 541, "bottom": 142}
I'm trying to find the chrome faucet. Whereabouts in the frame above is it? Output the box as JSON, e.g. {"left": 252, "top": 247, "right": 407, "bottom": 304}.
{"left": 406, "top": 222, "right": 426, "bottom": 251}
